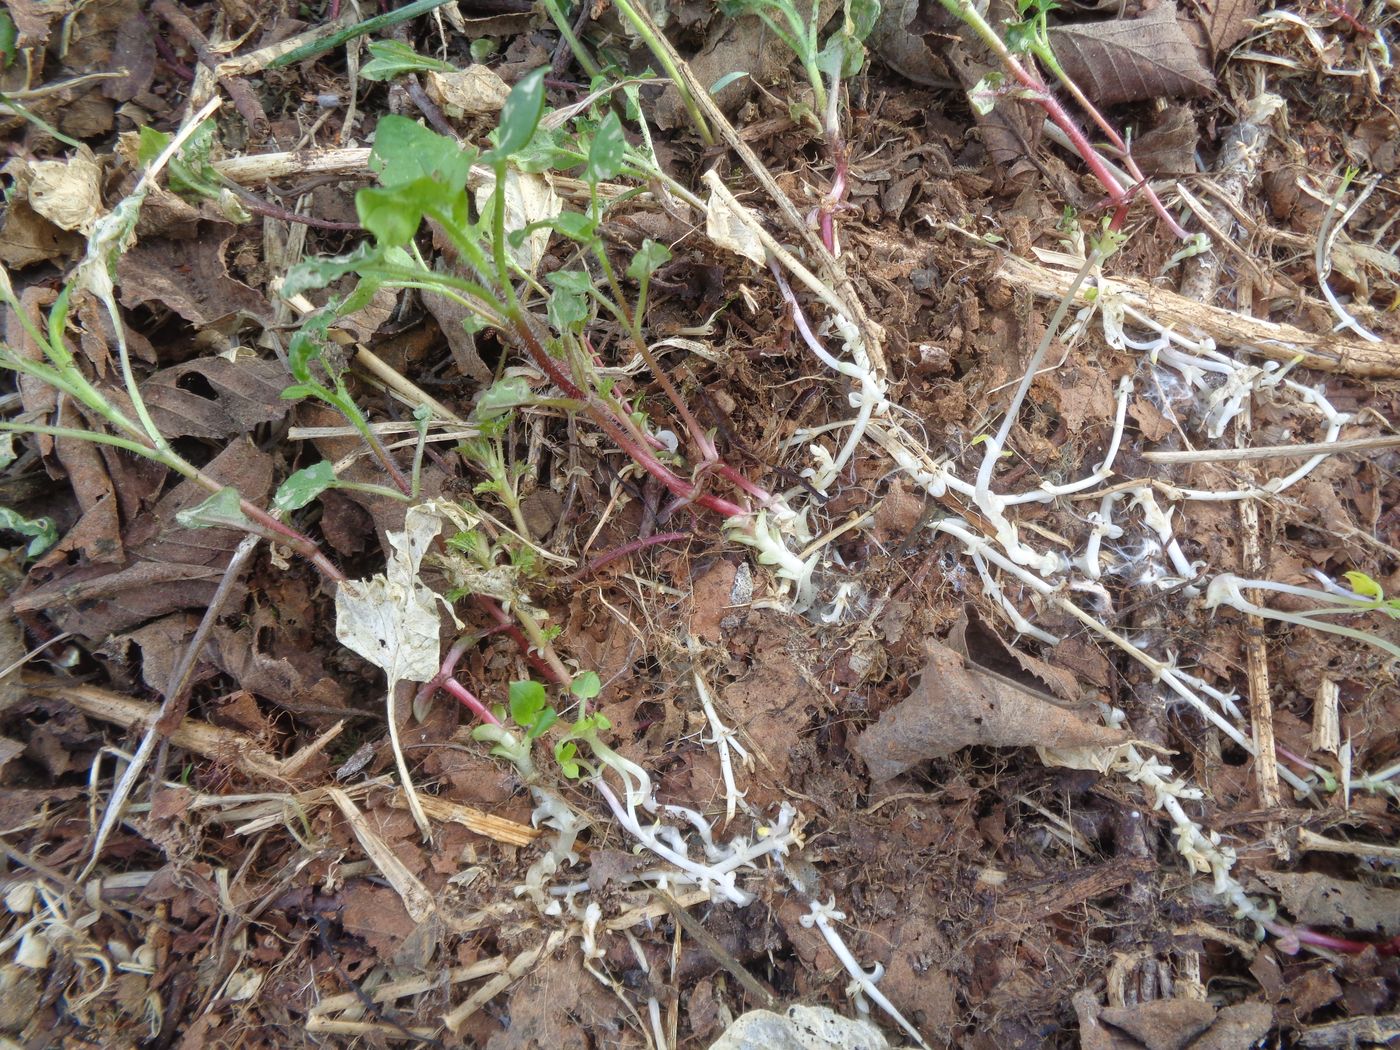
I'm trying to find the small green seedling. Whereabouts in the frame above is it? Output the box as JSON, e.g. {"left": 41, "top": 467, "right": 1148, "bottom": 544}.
{"left": 359, "top": 39, "right": 456, "bottom": 81}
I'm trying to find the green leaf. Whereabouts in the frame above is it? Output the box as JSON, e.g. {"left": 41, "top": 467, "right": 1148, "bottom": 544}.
{"left": 848, "top": 0, "right": 881, "bottom": 40}
{"left": 175, "top": 487, "right": 251, "bottom": 531}
{"left": 287, "top": 325, "right": 328, "bottom": 385}
{"left": 281, "top": 242, "right": 385, "bottom": 299}
{"left": 139, "top": 123, "right": 222, "bottom": 200}
{"left": 816, "top": 31, "right": 866, "bottom": 82}
{"left": 0, "top": 12, "right": 16, "bottom": 68}
{"left": 525, "top": 707, "right": 558, "bottom": 740}
{"left": 546, "top": 269, "right": 593, "bottom": 331}
{"left": 1344, "top": 571, "right": 1384, "bottom": 600}
{"left": 137, "top": 127, "right": 173, "bottom": 169}
{"left": 709, "top": 71, "right": 750, "bottom": 95}
{"left": 555, "top": 740, "right": 582, "bottom": 778}
{"left": 0, "top": 505, "right": 57, "bottom": 558}
{"left": 486, "top": 66, "right": 547, "bottom": 162}
{"left": 509, "top": 679, "right": 548, "bottom": 725}
{"left": 511, "top": 125, "right": 580, "bottom": 174}
{"left": 360, "top": 39, "right": 456, "bottom": 82}
{"left": 470, "top": 38, "right": 498, "bottom": 62}
{"left": 626, "top": 239, "right": 672, "bottom": 282}
{"left": 569, "top": 671, "right": 601, "bottom": 700}
{"left": 280, "top": 383, "right": 321, "bottom": 401}
{"left": 475, "top": 376, "right": 536, "bottom": 420}
{"left": 585, "top": 111, "right": 626, "bottom": 184}
{"left": 508, "top": 210, "right": 598, "bottom": 250}
{"left": 369, "top": 115, "right": 474, "bottom": 191}
{"left": 274, "top": 461, "right": 337, "bottom": 513}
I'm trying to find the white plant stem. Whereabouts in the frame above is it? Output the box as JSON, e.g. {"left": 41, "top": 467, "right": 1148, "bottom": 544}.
{"left": 799, "top": 899, "right": 930, "bottom": 1049}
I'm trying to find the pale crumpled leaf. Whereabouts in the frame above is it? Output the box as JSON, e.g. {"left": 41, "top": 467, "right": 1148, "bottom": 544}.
{"left": 426, "top": 65, "right": 510, "bottom": 116}
{"left": 704, "top": 181, "right": 766, "bottom": 266}
{"left": 28, "top": 147, "right": 103, "bottom": 235}
{"left": 336, "top": 501, "right": 463, "bottom": 838}
{"left": 474, "top": 169, "right": 559, "bottom": 275}
{"left": 335, "top": 502, "right": 447, "bottom": 684}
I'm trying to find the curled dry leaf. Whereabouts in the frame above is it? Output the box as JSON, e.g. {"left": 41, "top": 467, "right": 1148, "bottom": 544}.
{"left": 27, "top": 149, "right": 104, "bottom": 235}
{"left": 1048, "top": 1, "right": 1216, "bottom": 107}
{"left": 474, "top": 169, "right": 559, "bottom": 276}
{"left": 854, "top": 639, "right": 1126, "bottom": 783}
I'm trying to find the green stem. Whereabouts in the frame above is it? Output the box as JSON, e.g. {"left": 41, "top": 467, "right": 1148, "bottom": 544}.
{"left": 541, "top": 0, "right": 602, "bottom": 79}
{"left": 269, "top": 0, "right": 458, "bottom": 68}
{"left": 612, "top": 0, "right": 715, "bottom": 145}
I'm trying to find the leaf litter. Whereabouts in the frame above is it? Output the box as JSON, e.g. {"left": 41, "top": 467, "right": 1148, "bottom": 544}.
{"left": 0, "top": 0, "right": 1398, "bottom": 1048}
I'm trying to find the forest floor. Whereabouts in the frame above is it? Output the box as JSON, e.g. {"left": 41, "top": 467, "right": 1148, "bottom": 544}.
{"left": 1, "top": 0, "right": 1398, "bottom": 1047}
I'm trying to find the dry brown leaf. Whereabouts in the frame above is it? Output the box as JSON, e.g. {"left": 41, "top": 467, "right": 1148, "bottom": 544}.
{"left": 1133, "top": 104, "right": 1199, "bottom": 178}
{"left": 141, "top": 355, "right": 290, "bottom": 440}
{"left": 854, "top": 639, "right": 1126, "bottom": 782}
{"left": 1254, "top": 871, "right": 1400, "bottom": 937}
{"left": 0, "top": 199, "right": 84, "bottom": 269}
{"left": 948, "top": 608, "right": 1082, "bottom": 704}
{"left": 1099, "top": 999, "right": 1217, "bottom": 1050}
{"left": 116, "top": 222, "right": 268, "bottom": 327}
{"left": 1048, "top": 2, "right": 1216, "bottom": 107}
{"left": 426, "top": 66, "right": 510, "bottom": 116}
{"left": 1185, "top": 0, "right": 1258, "bottom": 61}
{"left": 14, "top": 441, "right": 271, "bottom": 638}
{"left": 27, "top": 148, "right": 103, "bottom": 235}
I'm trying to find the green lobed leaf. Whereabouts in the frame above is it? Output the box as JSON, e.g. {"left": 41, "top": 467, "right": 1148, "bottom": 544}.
{"left": 1344, "top": 571, "right": 1384, "bottom": 601}
{"left": 273, "top": 461, "right": 337, "bottom": 513}
{"left": 360, "top": 39, "right": 456, "bottom": 82}
{"left": 546, "top": 269, "right": 593, "bottom": 332}
{"left": 0, "top": 12, "right": 16, "bottom": 68}
{"left": 369, "top": 115, "right": 474, "bottom": 190}
{"left": 569, "top": 671, "right": 601, "bottom": 700}
{"left": 281, "top": 242, "right": 385, "bottom": 299}
{"left": 485, "top": 66, "right": 547, "bottom": 163}
{"left": 509, "top": 679, "right": 548, "bottom": 725}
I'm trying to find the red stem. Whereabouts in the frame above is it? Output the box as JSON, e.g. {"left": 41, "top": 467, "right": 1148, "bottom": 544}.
{"left": 996, "top": 49, "right": 1188, "bottom": 238}
{"left": 1265, "top": 919, "right": 1400, "bottom": 957}
{"left": 567, "top": 531, "right": 689, "bottom": 583}
{"left": 442, "top": 677, "right": 500, "bottom": 725}
{"left": 509, "top": 316, "right": 747, "bottom": 518}
{"left": 237, "top": 497, "right": 346, "bottom": 583}
{"left": 473, "top": 595, "right": 567, "bottom": 685}
{"left": 819, "top": 133, "right": 849, "bottom": 255}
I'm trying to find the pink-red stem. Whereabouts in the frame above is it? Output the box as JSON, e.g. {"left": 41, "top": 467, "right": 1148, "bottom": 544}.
{"left": 567, "top": 531, "right": 689, "bottom": 583}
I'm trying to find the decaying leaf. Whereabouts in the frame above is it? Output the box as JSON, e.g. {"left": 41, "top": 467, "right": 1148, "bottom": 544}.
{"left": 1254, "top": 871, "right": 1400, "bottom": 936}
{"left": 336, "top": 501, "right": 462, "bottom": 838}
{"left": 426, "top": 65, "right": 510, "bottom": 116}
{"left": 141, "top": 354, "right": 290, "bottom": 440}
{"left": 27, "top": 148, "right": 104, "bottom": 235}
{"left": 1186, "top": 0, "right": 1259, "bottom": 61}
{"left": 1048, "top": 2, "right": 1216, "bottom": 107}
{"left": 116, "top": 221, "right": 268, "bottom": 327}
{"left": 854, "top": 638, "right": 1126, "bottom": 782}
{"left": 474, "top": 169, "right": 559, "bottom": 275}
{"left": 704, "top": 184, "right": 766, "bottom": 266}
